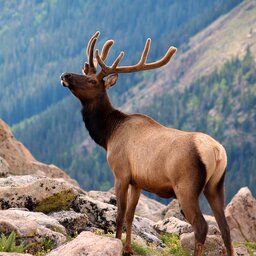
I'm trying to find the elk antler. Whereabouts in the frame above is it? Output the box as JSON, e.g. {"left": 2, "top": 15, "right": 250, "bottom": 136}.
{"left": 83, "top": 31, "right": 100, "bottom": 75}
{"left": 83, "top": 32, "right": 177, "bottom": 79}
{"left": 95, "top": 38, "right": 177, "bottom": 80}
{"left": 83, "top": 32, "right": 115, "bottom": 75}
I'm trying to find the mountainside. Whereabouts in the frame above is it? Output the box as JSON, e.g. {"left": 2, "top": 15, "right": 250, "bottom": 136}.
{"left": 1, "top": 0, "right": 240, "bottom": 126}
{"left": 2, "top": 0, "right": 255, "bottom": 204}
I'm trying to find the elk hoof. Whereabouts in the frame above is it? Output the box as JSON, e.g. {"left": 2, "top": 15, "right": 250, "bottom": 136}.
{"left": 123, "top": 245, "right": 133, "bottom": 255}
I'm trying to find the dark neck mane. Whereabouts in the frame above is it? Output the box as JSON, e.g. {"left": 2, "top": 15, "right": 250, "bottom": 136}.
{"left": 81, "top": 93, "right": 128, "bottom": 149}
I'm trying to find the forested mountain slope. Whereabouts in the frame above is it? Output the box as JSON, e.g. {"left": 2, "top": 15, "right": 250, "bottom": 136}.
{"left": 3, "top": 0, "right": 255, "bottom": 204}
{"left": 0, "top": 0, "right": 240, "bottom": 126}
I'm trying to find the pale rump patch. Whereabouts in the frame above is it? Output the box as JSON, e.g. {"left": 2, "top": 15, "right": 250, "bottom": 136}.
{"left": 193, "top": 133, "right": 227, "bottom": 188}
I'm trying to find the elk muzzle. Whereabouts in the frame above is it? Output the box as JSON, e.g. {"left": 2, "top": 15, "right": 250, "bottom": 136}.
{"left": 60, "top": 72, "right": 72, "bottom": 87}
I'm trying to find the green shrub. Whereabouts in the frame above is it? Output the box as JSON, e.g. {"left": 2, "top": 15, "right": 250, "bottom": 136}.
{"left": 0, "top": 231, "right": 27, "bottom": 253}
{"left": 160, "top": 234, "right": 189, "bottom": 256}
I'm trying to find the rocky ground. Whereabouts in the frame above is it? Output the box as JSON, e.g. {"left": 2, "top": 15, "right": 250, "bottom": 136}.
{"left": 0, "top": 118, "right": 255, "bottom": 256}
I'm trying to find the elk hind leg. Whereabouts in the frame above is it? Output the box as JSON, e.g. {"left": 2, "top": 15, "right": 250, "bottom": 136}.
{"left": 177, "top": 192, "right": 208, "bottom": 256}
{"left": 204, "top": 176, "right": 236, "bottom": 256}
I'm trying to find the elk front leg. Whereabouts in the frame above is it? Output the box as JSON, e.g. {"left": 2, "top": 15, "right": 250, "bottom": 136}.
{"left": 124, "top": 185, "right": 141, "bottom": 255}
{"left": 115, "top": 179, "right": 129, "bottom": 240}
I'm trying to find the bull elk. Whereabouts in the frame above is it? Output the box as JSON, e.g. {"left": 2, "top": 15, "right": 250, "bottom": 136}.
{"left": 60, "top": 31, "right": 236, "bottom": 256}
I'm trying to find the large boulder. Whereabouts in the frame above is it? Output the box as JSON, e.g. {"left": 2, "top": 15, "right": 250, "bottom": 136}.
{"left": 72, "top": 194, "right": 117, "bottom": 232}
{"left": 0, "top": 119, "right": 78, "bottom": 186}
{"left": 161, "top": 199, "right": 186, "bottom": 221}
{"left": 135, "top": 193, "right": 165, "bottom": 221}
{"left": 46, "top": 231, "right": 123, "bottom": 256}
{"left": 0, "top": 209, "right": 66, "bottom": 254}
{"left": 225, "top": 187, "right": 256, "bottom": 242}
{"left": 49, "top": 210, "right": 89, "bottom": 236}
{"left": 0, "top": 175, "right": 80, "bottom": 213}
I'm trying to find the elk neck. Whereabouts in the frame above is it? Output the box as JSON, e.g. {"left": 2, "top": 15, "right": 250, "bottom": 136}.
{"left": 80, "top": 92, "right": 129, "bottom": 150}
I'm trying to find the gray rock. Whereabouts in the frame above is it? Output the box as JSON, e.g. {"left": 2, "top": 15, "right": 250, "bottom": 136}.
{"left": 87, "top": 190, "right": 117, "bottom": 206}
{"left": 49, "top": 210, "right": 89, "bottom": 236}
{"left": 0, "top": 157, "right": 9, "bottom": 178}
{"left": 225, "top": 187, "right": 256, "bottom": 242}
{"left": 135, "top": 193, "right": 165, "bottom": 222}
{"left": 72, "top": 195, "right": 117, "bottom": 232}
{"left": 0, "top": 209, "right": 66, "bottom": 235}
{"left": 0, "top": 209, "right": 66, "bottom": 253}
{"left": 46, "top": 231, "right": 123, "bottom": 256}
{"left": 161, "top": 199, "right": 186, "bottom": 221}
{"left": 0, "top": 175, "right": 79, "bottom": 213}
{"left": 154, "top": 217, "right": 193, "bottom": 236}
{"left": 180, "top": 232, "right": 227, "bottom": 256}
{"left": 133, "top": 216, "right": 163, "bottom": 246}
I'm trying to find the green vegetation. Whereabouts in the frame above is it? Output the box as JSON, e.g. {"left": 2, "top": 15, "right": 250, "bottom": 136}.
{"left": 0, "top": 232, "right": 27, "bottom": 253}
{"left": 36, "top": 238, "right": 55, "bottom": 255}
{"left": 234, "top": 241, "right": 256, "bottom": 256}
{"left": 131, "top": 241, "right": 155, "bottom": 255}
{"left": 160, "top": 234, "right": 189, "bottom": 256}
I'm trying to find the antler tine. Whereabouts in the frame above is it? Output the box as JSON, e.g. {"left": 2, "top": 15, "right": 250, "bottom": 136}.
{"left": 86, "top": 31, "right": 100, "bottom": 58}
{"left": 100, "top": 40, "right": 114, "bottom": 61}
{"left": 88, "top": 37, "right": 98, "bottom": 71}
{"left": 139, "top": 38, "right": 151, "bottom": 65}
{"left": 111, "top": 51, "right": 125, "bottom": 69}
{"left": 115, "top": 45, "right": 177, "bottom": 73}
{"left": 95, "top": 49, "right": 125, "bottom": 80}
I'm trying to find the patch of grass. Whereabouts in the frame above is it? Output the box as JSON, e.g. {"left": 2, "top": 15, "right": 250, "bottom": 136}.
{"left": 35, "top": 238, "right": 55, "bottom": 256}
{"left": 234, "top": 241, "right": 256, "bottom": 256}
{"left": 131, "top": 241, "right": 155, "bottom": 255}
{"left": 160, "top": 234, "right": 189, "bottom": 256}
{"left": 0, "top": 231, "right": 28, "bottom": 253}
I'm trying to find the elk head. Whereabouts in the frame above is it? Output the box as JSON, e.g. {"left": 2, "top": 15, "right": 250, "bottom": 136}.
{"left": 60, "top": 31, "right": 177, "bottom": 103}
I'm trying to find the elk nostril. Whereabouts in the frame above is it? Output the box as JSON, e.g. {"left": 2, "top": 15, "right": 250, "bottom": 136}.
{"left": 60, "top": 73, "right": 71, "bottom": 80}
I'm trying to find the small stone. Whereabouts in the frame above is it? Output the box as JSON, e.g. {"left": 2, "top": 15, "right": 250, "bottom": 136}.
{"left": 154, "top": 217, "right": 193, "bottom": 236}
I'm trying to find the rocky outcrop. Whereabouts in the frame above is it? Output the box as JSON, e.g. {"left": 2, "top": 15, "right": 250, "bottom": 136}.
{"left": 0, "top": 120, "right": 255, "bottom": 255}
{"left": 0, "top": 119, "right": 77, "bottom": 186}
{"left": 161, "top": 199, "right": 186, "bottom": 221}
{"left": 46, "top": 231, "right": 123, "bottom": 256}
{"left": 72, "top": 194, "right": 117, "bottom": 232}
{"left": 0, "top": 209, "right": 67, "bottom": 254}
{"left": 0, "top": 175, "right": 80, "bottom": 213}
{"left": 154, "top": 217, "right": 193, "bottom": 236}
{"left": 225, "top": 187, "right": 256, "bottom": 242}
{"left": 48, "top": 210, "right": 89, "bottom": 236}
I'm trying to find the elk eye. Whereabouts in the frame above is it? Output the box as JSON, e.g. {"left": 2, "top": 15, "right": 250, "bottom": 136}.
{"left": 88, "top": 79, "right": 97, "bottom": 85}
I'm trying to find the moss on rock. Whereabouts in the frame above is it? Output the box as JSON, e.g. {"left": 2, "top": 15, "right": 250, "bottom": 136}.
{"left": 34, "top": 190, "right": 76, "bottom": 214}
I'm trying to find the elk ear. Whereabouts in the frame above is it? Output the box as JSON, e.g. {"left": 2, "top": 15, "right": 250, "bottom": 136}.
{"left": 104, "top": 74, "right": 118, "bottom": 89}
